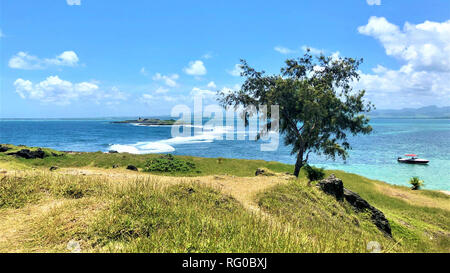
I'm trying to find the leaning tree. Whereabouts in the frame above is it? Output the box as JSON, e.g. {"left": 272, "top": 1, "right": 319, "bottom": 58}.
{"left": 218, "top": 50, "right": 374, "bottom": 177}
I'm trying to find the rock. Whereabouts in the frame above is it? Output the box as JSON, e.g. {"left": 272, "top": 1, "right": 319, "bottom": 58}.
{"left": 66, "top": 240, "right": 81, "bottom": 253}
{"left": 343, "top": 188, "right": 392, "bottom": 236}
{"left": 317, "top": 174, "right": 392, "bottom": 237}
{"left": 112, "top": 164, "right": 119, "bottom": 169}
{"left": 255, "top": 168, "right": 275, "bottom": 176}
{"left": 316, "top": 174, "right": 344, "bottom": 200}
{"left": 126, "top": 165, "right": 138, "bottom": 171}
{"left": 0, "top": 145, "right": 11, "bottom": 153}
{"left": 49, "top": 166, "right": 59, "bottom": 171}
{"left": 109, "top": 150, "right": 119, "bottom": 154}
{"left": 7, "top": 148, "right": 47, "bottom": 159}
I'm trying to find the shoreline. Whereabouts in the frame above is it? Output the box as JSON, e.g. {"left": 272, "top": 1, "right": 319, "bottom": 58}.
{"left": 1, "top": 143, "right": 449, "bottom": 193}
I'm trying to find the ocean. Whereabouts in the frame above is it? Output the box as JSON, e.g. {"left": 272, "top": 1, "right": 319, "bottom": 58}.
{"left": 0, "top": 118, "right": 449, "bottom": 190}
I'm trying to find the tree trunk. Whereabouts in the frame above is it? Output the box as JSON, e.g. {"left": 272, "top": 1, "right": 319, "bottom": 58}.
{"left": 293, "top": 149, "right": 304, "bottom": 178}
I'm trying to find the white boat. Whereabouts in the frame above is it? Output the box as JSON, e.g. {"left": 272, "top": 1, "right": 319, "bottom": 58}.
{"left": 397, "top": 154, "right": 429, "bottom": 164}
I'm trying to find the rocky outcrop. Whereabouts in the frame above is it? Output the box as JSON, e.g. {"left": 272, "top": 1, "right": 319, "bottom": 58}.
{"left": 127, "top": 165, "right": 138, "bottom": 171}
{"left": 317, "top": 174, "right": 392, "bottom": 237}
{"left": 7, "top": 149, "right": 47, "bottom": 159}
{"left": 343, "top": 188, "right": 392, "bottom": 236}
{"left": 0, "top": 145, "right": 11, "bottom": 153}
{"left": 317, "top": 174, "right": 344, "bottom": 200}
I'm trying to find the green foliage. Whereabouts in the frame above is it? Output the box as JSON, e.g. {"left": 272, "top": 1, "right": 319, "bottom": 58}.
{"left": 303, "top": 164, "right": 325, "bottom": 182}
{"left": 409, "top": 177, "right": 424, "bottom": 190}
{"left": 90, "top": 183, "right": 310, "bottom": 252}
{"left": 219, "top": 50, "right": 373, "bottom": 176}
{"left": 143, "top": 154, "right": 196, "bottom": 173}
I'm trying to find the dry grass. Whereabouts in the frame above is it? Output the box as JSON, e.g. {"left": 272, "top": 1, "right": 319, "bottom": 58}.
{"left": 375, "top": 183, "right": 450, "bottom": 211}
{"left": 0, "top": 155, "right": 448, "bottom": 253}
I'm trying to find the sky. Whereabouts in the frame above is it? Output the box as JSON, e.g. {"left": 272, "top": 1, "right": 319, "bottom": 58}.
{"left": 0, "top": 0, "right": 449, "bottom": 118}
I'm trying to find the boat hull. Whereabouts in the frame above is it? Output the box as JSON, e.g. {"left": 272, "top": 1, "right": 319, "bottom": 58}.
{"left": 397, "top": 158, "right": 429, "bottom": 164}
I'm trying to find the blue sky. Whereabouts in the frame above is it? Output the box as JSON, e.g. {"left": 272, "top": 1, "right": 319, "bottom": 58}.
{"left": 1, "top": 0, "right": 449, "bottom": 118}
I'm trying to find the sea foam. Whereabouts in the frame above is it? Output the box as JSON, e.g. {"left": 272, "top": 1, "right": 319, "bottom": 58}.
{"left": 109, "top": 125, "right": 234, "bottom": 154}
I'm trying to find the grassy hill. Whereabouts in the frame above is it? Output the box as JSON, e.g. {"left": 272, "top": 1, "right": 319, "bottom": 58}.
{"left": 0, "top": 144, "right": 448, "bottom": 253}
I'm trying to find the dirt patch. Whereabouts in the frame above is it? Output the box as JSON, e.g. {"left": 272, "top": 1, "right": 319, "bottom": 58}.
{"left": 375, "top": 183, "right": 450, "bottom": 211}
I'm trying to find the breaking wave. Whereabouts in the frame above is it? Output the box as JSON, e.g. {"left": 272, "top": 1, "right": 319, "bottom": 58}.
{"left": 108, "top": 126, "right": 236, "bottom": 154}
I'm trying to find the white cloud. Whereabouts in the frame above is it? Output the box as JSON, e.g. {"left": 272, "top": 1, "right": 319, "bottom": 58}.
{"left": 356, "top": 17, "right": 450, "bottom": 108}
{"left": 9, "top": 51, "right": 80, "bottom": 70}
{"left": 274, "top": 46, "right": 297, "bottom": 54}
{"left": 140, "top": 67, "right": 148, "bottom": 76}
{"left": 202, "top": 53, "right": 213, "bottom": 59}
{"left": 66, "top": 0, "right": 81, "bottom": 6}
{"left": 301, "top": 46, "right": 325, "bottom": 55}
{"left": 0, "top": 29, "right": 4, "bottom": 38}
{"left": 93, "top": 86, "right": 129, "bottom": 105}
{"left": 155, "top": 87, "right": 169, "bottom": 94}
{"left": 184, "top": 60, "right": 207, "bottom": 76}
{"left": 140, "top": 93, "right": 186, "bottom": 105}
{"left": 140, "top": 93, "right": 154, "bottom": 103}
{"left": 190, "top": 87, "right": 216, "bottom": 99}
{"left": 358, "top": 16, "right": 450, "bottom": 72}
{"left": 46, "top": 51, "right": 79, "bottom": 66}
{"left": 228, "top": 64, "right": 243, "bottom": 77}
{"left": 207, "top": 81, "right": 217, "bottom": 88}
{"left": 9, "top": 52, "right": 43, "bottom": 70}
{"left": 219, "top": 84, "right": 240, "bottom": 96}
{"left": 152, "top": 73, "right": 179, "bottom": 87}
{"left": 366, "top": 0, "right": 381, "bottom": 6}
{"left": 14, "top": 76, "right": 98, "bottom": 105}
{"left": 163, "top": 96, "right": 179, "bottom": 102}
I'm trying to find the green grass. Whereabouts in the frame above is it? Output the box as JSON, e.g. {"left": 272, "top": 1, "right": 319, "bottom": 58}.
{"left": 0, "top": 144, "right": 449, "bottom": 253}
{"left": 0, "top": 174, "right": 395, "bottom": 253}
{"left": 0, "top": 144, "right": 293, "bottom": 176}
{"left": 0, "top": 172, "right": 105, "bottom": 209}
{"left": 257, "top": 180, "right": 400, "bottom": 252}
{"left": 318, "top": 170, "right": 450, "bottom": 252}
{"left": 89, "top": 182, "right": 310, "bottom": 253}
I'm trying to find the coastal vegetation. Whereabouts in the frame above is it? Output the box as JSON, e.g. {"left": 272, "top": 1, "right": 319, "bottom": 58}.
{"left": 303, "top": 164, "right": 326, "bottom": 183}
{"left": 410, "top": 177, "right": 425, "bottom": 190}
{"left": 218, "top": 51, "right": 373, "bottom": 177}
{"left": 0, "top": 144, "right": 449, "bottom": 253}
{"left": 143, "top": 154, "right": 197, "bottom": 173}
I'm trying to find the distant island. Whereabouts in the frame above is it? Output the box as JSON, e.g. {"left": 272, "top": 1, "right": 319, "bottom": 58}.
{"left": 112, "top": 118, "right": 182, "bottom": 126}
{"left": 370, "top": 105, "right": 450, "bottom": 119}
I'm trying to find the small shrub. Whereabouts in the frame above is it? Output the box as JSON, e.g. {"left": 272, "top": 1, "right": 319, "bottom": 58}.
{"left": 255, "top": 168, "right": 276, "bottom": 176}
{"left": 409, "top": 177, "right": 424, "bottom": 190}
{"left": 143, "top": 154, "right": 196, "bottom": 173}
{"left": 303, "top": 164, "right": 325, "bottom": 182}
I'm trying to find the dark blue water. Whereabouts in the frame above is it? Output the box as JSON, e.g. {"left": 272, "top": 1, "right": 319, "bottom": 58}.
{"left": 0, "top": 119, "right": 449, "bottom": 190}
